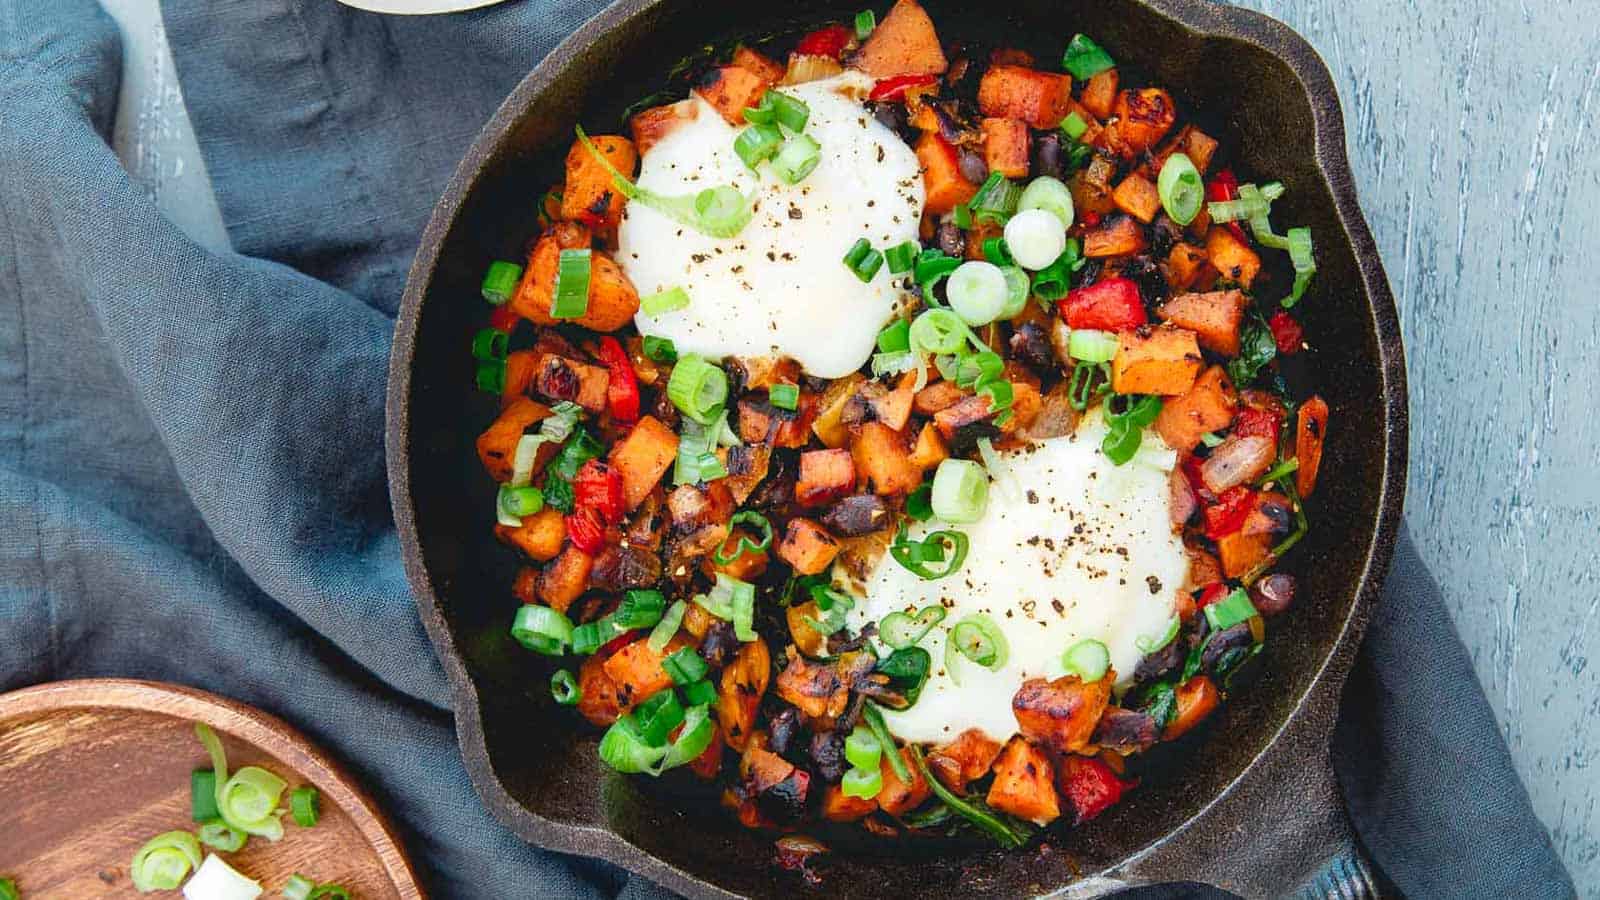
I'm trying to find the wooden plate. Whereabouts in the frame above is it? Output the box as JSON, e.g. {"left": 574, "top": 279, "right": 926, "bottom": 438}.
{"left": 0, "top": 679, "right": 423, "bottom": 899}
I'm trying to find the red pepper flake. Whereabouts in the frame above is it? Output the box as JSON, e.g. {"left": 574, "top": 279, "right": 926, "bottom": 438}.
{"left": 1205, "top": 168, "right": 1249, "bottom": 243}
{"left": 1196, "top": 582, "right": 1231, "bottom": 610}
{"left": 795, "top": 24, "right": 852, "bottom": 58}
{"left": 1268, "top": 311, "right": 1304, "bottom": 356}
{"left": 1202, "top": 485, "right": 1256, "bottom": 540}
{"left": 488, "top": 305, "right": 520, "bottom": 334}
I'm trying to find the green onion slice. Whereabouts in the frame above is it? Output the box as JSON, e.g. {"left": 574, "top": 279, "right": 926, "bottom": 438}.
{"left": 1135, "top": 615, "right": 1181, "bottom": 654}
{"left": 576, "top": 126, "right": 754, "bottom": 238}
{"left": 682, "top": 678, "right": 718, "bottom": 707}
{"left": 641, "top": 286, "right": 690, "bottom": 317}
{"left": 844, "top": 725, "right": 882, "bottom": 771}
{"left": 598, "top": 716, "right": 670, "bottom": 774}
{"left": 714, "top": 510, "right": 774, "bottom": 564}
{"left": 906, "top": 482, "right": 934, "bottom": 521}
{"left": 481, "top": 260, "right": 522, "bottom": 305}
{"left": 1019, "top": 175, "right": 1076, "bottom": 232}
{"left": 909, "top": 308, "right": 974, "bottom": 356}
{"left": 949, "top": 613, "right": 1008, "bottom": 669}
{"left": 614, "top": 589, "right": 667, "bottom": 630}
{"left": 842, "top": 237, "right": 885, "bottom": 282}
{"left": 1030, "top": 238, "right": 1082, "bottom": 301}
{"left": 861, "top": 704, "right": 910, "bottom": 781}
{"left": 1062, "top": 638, "right": 1111, "bottom": 681}
{"left": 768, "top": 383, "right": 799, "bottom": 411}
{"left": 642, "top": 335, "right": 678, "bottom": 363}
{"left": 1257, "top": 457, "right": 1300, "bottom": 486}
{"left": 635, "top": 690, "right": 686, "bottom": 746}
{"left": 471, "top": 327, "right": 509, "bottom": 362}
{"left": 888, "top": 526, "right": 970, "bottom": 580}
{"left": 772, "top": 134, "right": 822, "bottom": 185}
{"left": 877, "top": 318, "right": 911, "bottom": 353}
{"left": 969, "top": 171, "right": 1021, "bottom": 225}
{"left": 550, "top": 249, "right": 591, "bottom": 320}
{"left": 197, "top": 819, "right": 247, "bottom": 852}
{"left": 930, "top": 458, "right": 989, "bottom": 524}
{"left": 191, "top": 769, "right": 220, "bottom": 822}
{"left": 1068, "top": 328, "right": 1119, "bottom": 363}
{"left": 1, "top": 878, "right": 17, "bottom": 900}
{"left": 662, "top": 647, "right": 710, "bottom": 685}
{"left": 841, "top": 766, "right": 883, "bottom": 799}
{"left": 195, "top": 724, "right": 284, "bottom": 842}
{"left": 913, "top": 248, "right": 963, "bottom": 297}
{"left": 1157, "top": 152, "right": 1204, "bottom": 226}
{"left": 511, "top": 604, "right": 574, "bottom": 655}
{"left": 285, "top": 874, "right": 316, "bottom": 900}
{"left": 854, "top": 8, "right": 876, "bottom": 40}
{"left": 1060, "top": 112, "right": 1089, "bottom": 142}
{"left": 947, "top": 260, "right": 1009, "bottom": 326}
{"left": 1205, "top": 588, "right": 1259, "bottom": 632}
{"left": 883, "top": 241, "right": 918, "bottom": 274}
{"left": 497, "top": 484, "right": 544, "bottom": 521}
{"left": 879, "top": 605, "right": 948, "bottom": 650}
{"left": 1281, "top": 227, "right": 1316, "bottom": 307}
{"left": 551, "top": 668, "right": 582, "bottom": 705}
{"left": 648, "top": 600, "right": 687, "bottom": 651}
{"left": 1062, "top": 33, "right": 1116, "bottom": 80}
{"left": 653, "top": 703, "right": 716, "bottom": 773}
{"left": 129, "top": 831, "right": 202, "bottom": 892}
{"left": 733, "top": 123, "right": 784, "bottom": 169}
{"left": 571, "top": 618, "right": 609, "bottom": 655}
{"left": 475, "top": 358, "right": 506, "bottom": 394}
{"left": 288, "top": 786, "right": 320, "bottom": 828}
{"left": 666, "top": 354, "right": 729, "bottom": 425}
{"left": 308, "top": 885, "right": 353, "bottom": 900}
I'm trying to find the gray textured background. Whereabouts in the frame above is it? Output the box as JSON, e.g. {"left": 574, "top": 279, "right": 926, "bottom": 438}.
{"left": 95, "top": 0, "right": 1600, "bottom": 890}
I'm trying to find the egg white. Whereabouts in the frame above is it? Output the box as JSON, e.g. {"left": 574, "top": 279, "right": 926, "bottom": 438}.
{"left": 618, "top": 72, "right": 924, "bottom": 379}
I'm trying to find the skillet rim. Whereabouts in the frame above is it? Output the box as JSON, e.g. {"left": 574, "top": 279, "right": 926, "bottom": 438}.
{"left": 385, "top": 1, "right": 1409, "bottom": 895}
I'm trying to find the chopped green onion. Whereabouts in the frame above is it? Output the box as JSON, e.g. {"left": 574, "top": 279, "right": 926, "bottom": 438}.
{"left": 1200, "top": 431, "right": 1224, "bottom": 448}
{"left": 550, "top": 668, "right": 582, "bottom": 705}
{"left": 1281, "top": 227, "right": 1316, "bottom": 307}
{"left": 475, "top": 359, "right": 506, "bottom": 394}
{"left": 1060, "top": 112, "right": 1089, "bottom": 142}
{"left": 888, "top": 526, "right": 970, "bottom": 580}
{"left": 130, "top": 831, "right": 202, "bottom": 892}
{"left": 1157, "top": 152, "right": 1204, "bottom": 226}
{"left": 730, "top": 580, "right": 758, "bottom": 642}
{"left": 1068, "top": 360, "right": 1110, "bottom": 410}
{"left": 877, "top": 320, "right": 911, "bottom": 355}
{"left": 1205, "top": 588, "right": 1259, "bottom": 632}
{"left": 1236, "top": 183, "right": 1290, "bottom": 249}
{"left": 197, "top": 819, "right": 246, "bottom": 852}
{"left": 767, "top": 383, "right": 799, "bottom": 411}
{"left": 1101, "top": 394, "right": 1163, "bottom": 466}
{"left": 635, "top": 690, "right": 687, "bottom": 745}
{"left": 879, "top": 605, "right": 947, "bottom": 650}
{"left": 673, "top": 417, "right": 724, "bottom": 485}
{"left": 843, "top": 237, "right": 885, "bottom": 282}
{"left": 184, "top": 854, "right": 260, "bottom": 898}
{"left": 641, "top": 335, "right": 678, "bottom": 363}
{"left": 612, "top": 589, "right": 666, "bottom": 630}
{"left": 861, "top": 704, "right": 910, "bottom": 781}
{"left": 471, "top": 327, "right": 509, "bottom": 362}
{"left": 841, "top": 766, "right": 883, "bottom": 799}
{"left": 969, "top": 172, "right": 1021, "bottom": 225}
{"left": 641, "top": 286, "right": 690, "bottom": 317}
{"left": 871, "top": 349, "right": 917, "bottom": 379}
{"left": 952, "top": 203, "right": 973, "bottom": 229}
{"left": 550, "top": 248, "right": 592, "bottom": 319}
{"left": 909, "top": 308, "right": 972, "bottom": 356}
{"left": 854, "top": 8, "right": 876, "bottom": 40}
{"left": 287, "top": 786, "right": 319, "bottom": 828}
{"left": 577, "top": 126, "right": 753, "bottom": 237}
{"left": 947, "top": 260, "right": 1009, "bottom": 326}
{"left": 597, "top": 714, "right": 668, "bottom": 774}
{"left": 0, "top": 879, "right": 16, "bottom": 900}
{"left": 772, "top": 134, "right": 822, "bottom": 185}
{"left": 666, "top": 354, "right": 729, "bottom": 425}
{"left": 844, "top": 726, "right": 882, "bottom": 770}
{"left": 913, "top": 248, "right": 963, "bottom": 295}
{"left": 1068, "top": 328, "right": 1119, "bottom": 363}
{"left": 909, "top": 747, "right": 1033, "bottom": 849}
{"left": 497, "top": 485, "right": 544, "bottom": 521}
{"left": 1062, "top": 33, "right": 1116, "bottom": 79}
{"left": 481, "top": 261, "right": 523, "bottom": 305}
{"left": 1135, "top": 615, "right": 1181, "bottom": 654}
{"left": 981, "top": 237, "right": 1014, "bottom": 266}
{"left": 682, "top": 679, "right": 717, "bottom": 707}
{"left": 511, "top": 604, "right": 573, "bottom": 655}
{"left": 1018, "top": 175, "right": 1075, "bottom": 231}
{"left": 1003, "top": 209, "right": 1068, "bottom": 271}
{"left": 649, "top": 601, "right": 687, "bottom": 651}
{"left": 950, "top": 613, "right": 1008, "bottom": 669}
{"left": 1030, "top": 239, "right": 1082, "bottom": 301}
{"left": 192, "top": 769, "right": 220, "bottom": 821}
{"left": 1257, "top": 457, "right": 1300, "bottom": 486}
{"left": 715, "top": 510, "right": 775, "bottom": 564}
{"left": 571, "top": 618, "right": 610, "bottom": 655}
{"left": 768, "top": 91, "right": 810, "bottom": 132}
{"left": 194, "top": 724, "right": 284, "bottom": 842}
{"left": 906, "top": 482, "right": 934, "bottom": 521}
{"left": 930, "top": 458, "right": 989, "bottom": 524}
{"left": 734, "top": 123, "right": 784, "bottom": 169}
{"left": 662, "top": 647, "right": 710, "bottom": 685}
{"left": 1062, "top": 638, "right": 1111, "bottom": 681}
{"left": 884, "top": 241, "right": 918, "bottom": 274}
{"left": 998, "top": 266, "right": 1031, "bottom": 319}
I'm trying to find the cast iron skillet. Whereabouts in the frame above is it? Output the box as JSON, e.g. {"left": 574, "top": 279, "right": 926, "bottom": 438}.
{"left": 386, "top": 1, "right": 1408, "bottom": 895}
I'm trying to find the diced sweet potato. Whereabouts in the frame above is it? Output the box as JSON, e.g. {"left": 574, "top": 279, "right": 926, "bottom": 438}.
{"left": 601, "top": 636, "right": 682, "bottom": 711}
{"left": 913, "top": 380, "right": 966, "bottom": 416}
{"left": 1150, "top": 124, "right": 1219, "bottom": 177}
{"left": 695, "top": 64, "right": 773, "bottom": 125}
{"left": 786, "top": 601, "right": 828, "bottom": 658}
{"left": 1083, "top": 214, "right": 1148, "bottom": 258}
{"left": 813, "top": 376, "right": 866, "bottom": 448}
{"left": 776, "top": 517, "right": 841, "bottom": 575}
{"left": 932, "top": 393, "right": 995, "bottom": 441}
{"left": 537, "top": 546, "right": 592, "bottom": 614}
{"left": 927, "top": 728, "right": 1004, "bottom": 792}
{"left": 733, "top": 355, "right": 802, "bottom": 391}
{"left": 775, "top": 647, "right": 849, "bottom": 718}
{"left": 1079, "top": 68, "right": 1119, "bottom": 120}
{"left": 502, "top": 349, "right": 541, "bottom": 404}
{"left": 534, "top": 353, "right": 611, "bottom": 413}
{"left": 1070, "top": 155, "right": 1119, "bottom": 219}
{"left": 720, "top": 443, "right": 772, "bottom": 507}
{"left": 608, "top": 415, "right": 678, "bottom": 510}
{"left": 981, "top": 117, "right": 1031, "bottom": 178}
{"left": 1205, "top": 226, "right": 1262, "bottom": 288}
{"left": 476, "top": 396, "right": 551, "bottom": 482}
{"left": 876, "top": 747, "right": 931, "bottom": 816}
{"left": 908, "top": 421, "right": 949, "bottom": 471}
{"left": 977, "top": 65, "right": 1074, "bottom": 129}
{"left": 850, "top": 422, "right": 921, "bottom": 496}
{"left": 1111, "top": 173, "right": 1162, "bottom": 223}
{"left": 718, "top": 638, "right": 771, "bottom": 752}
{"left": 511, "top": 566, "right": 539, "bottom": 604}
{"left": 1104, "top": 88, "right": 1177, "bottom": 159}
{"left": 1163, "top": 675, "right": 1221, "bottom": 740}
{"left": 500, "top": 508, "right": 566, "bottom": 562}
{"left": 1000, "top": 379, "right": 1043, "bottom": 435}
{"left": 1165, "top": 242, "right": 1213, "bottom": 292}
{"left": 1013, "top": 674, "right": 1112, "bottom": 755}
{"left": 561, "top": 135, "right": 635, "bottom": 243}
{"left": 1217, "top": 530, "right": 1272, "bottom": 579}
{"left": 1112, "top": 326, "right": 1203, "bottom": 396}
{"left": 629, "top": 99, "right": 697, "bottom": 155}
{"left": 852, "top": 0, "right": 948, "bottom": 78}
{"left": 795, "top": 449, "right": 857, "bottom": 507}
{"left": 1158, "top": 290, "right": 1248, "bottom": 356}
{"left": 732, "top": 46, "right": 785, "bottom": 83}
{"left": 986, "top": 738, "right": 1060, "bottom": 825}
{"left": 822, "top": 784, "right": 877, "bottom": 822}
{"left": 915, "top": 132, "right": 979, "bottom": 215}
{"left": 1154, "top": 365, "right": 1237, "bottom": 452}
{"left": 1296, "top": 395, "right": 1329, "bottom": 497}
{"left": 688, "top": 724, "right": 723, "bottom": 780}
{"left": 576, "top": 653, "right": 623, "bottom": 727}
{"left": 511, "top": 234, "right": 640, "bottom": 332}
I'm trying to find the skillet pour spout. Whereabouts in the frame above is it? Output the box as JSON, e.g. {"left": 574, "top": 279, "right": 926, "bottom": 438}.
{"left": 386, "top": 0, "right": 1408, "bottom": 896}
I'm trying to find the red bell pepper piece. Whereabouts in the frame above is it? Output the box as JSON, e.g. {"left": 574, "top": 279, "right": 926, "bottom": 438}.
{"left": 598, "top": 628, "right": 637, "bottom": 657}
{"left": 1205, "top": 169, "right": 1248, "bottom": 243}
{"left": 1196, "top": 582, "right": 1230, "bottom": 610}
{"left": 596, "top": 335, "right": 641, "bottom": 424}
{"left": 1061, "top": 756, "right": 1130, "bottom": 824}
{"left": 1182, "top": 455, "right": 1214, "bottom": 505}
{"left": 795, "top": 24, "right": 852, "bottom": 58}
{"left": 488, "top": 305, "right": 520, "bottom": 334}
{"left": 1231, "top": 407, "right": 1281, "bottom": 445}
{"left": 564, "top": 507, "right": 606, "bottom": 554}
{"left": 1202, "top": 485, "right": 1256, "bottom": 540}
{"left": 1268, "top": 310, "right": 1304, "bottom": 355}
{"left": 572, "top": 459, "right": 625, "bottom": 526}
{"left": 1059, "top": 277, "right": 1147, "bottom": 331}
{"left": 869, "top": 74, "right": 938, "bottom": 102}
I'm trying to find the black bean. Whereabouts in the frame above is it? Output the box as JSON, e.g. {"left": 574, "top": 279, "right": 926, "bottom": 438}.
{"left": 821, "top": 494, "right": 890, "bottom": 537}
{"left": 1032, "top": 132, "right": 1065, "bottom": 180}
{"left": 768, "top": 707, "right": 801, "bottom": 756}
{"left": 1201, "top": 623, "right": 1255, "bottom": 677}
{"left": 1092, "top": 707, "right": 1159, "bottom": 754}
{"left": 809, "top": 730, "right": 847, "bottom": 783}
{"left": 936, "top": 221, "right": 967, "bottom": 257}
{"left": 1008, "top": 322, "right": 1054, "bottom": 369}
{"left": 958, "top": 148, "right": 989, "bottom": 184}
{"left": 698, "top": 621, "right": 739, "bottom": 668}
{"left": 1134, "top": 637, "right": 1185, "bottom": 682}
{"left": 1250, "top": 573, "right": 1297, "bottom": 617}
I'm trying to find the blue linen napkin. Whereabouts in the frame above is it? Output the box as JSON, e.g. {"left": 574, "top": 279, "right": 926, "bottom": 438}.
{"left": 0, "top": 0, "right": 1574, "bottom": 896}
